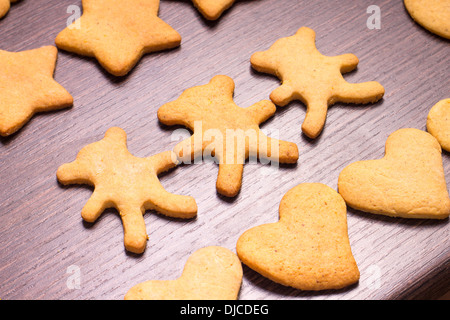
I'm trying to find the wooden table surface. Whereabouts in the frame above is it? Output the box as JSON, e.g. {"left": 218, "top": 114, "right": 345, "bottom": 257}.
{"left": 0, "top": 0, "right": 449, "bottom": 300}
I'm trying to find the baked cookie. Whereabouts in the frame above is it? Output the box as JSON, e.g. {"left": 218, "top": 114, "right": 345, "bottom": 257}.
{"left": 157, "top": 75, "right": 299, "bottom": 197}
{"left": 55, "top": 0, "right": 181, "bottom": 76}
{"left": 57, "top": 127, "right": 197, "bottom": 254}
{"left": 0, "top": 46, "right": 73, "bottom": 137}
{"left": 191, "top": 0, "right": 235, "bottom": 20}
{"left": 251, "top": 27, "right": 385, "bottom": 139}
{"left": 124, "top": 246, "right": 243, "bottom": 300}
{"left": 0, "top": 0, "right": 17, "bottom": 19}
{"left": 404, "top": 0, "right": 450, "bottom": 39}
{"left": 236, "top": 183, "right": 360, "bottom": 291}
{"left": 427, "top": 98, "right": 450, "bottom": 152}
{"left": 338, "top": 128, "right": 450, "bottom": 219}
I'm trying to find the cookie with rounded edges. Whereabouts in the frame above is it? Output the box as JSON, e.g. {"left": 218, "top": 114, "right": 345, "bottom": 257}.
{"left": 56, "top": 127, "right": 197, "bottom": 254}
{"left": 404, "top": 0, "right": 450, "bottom": 39}
{"left": 0, "top": 0, "right": 17, "bottom": 19}
{"left": 55, "top": 0, "right": 181, "bottom": 76}
{"left": 236, "top": 183, "right": 360, "bottom": 291}
{"left": 192, "top": 0, "right": 235, "bottom": 20}
{"left": 427, "top": 98, "right": 450, "bottom": 152}
{"left": 0, "top": 46, "right": 73, "bottom": 137}
{"left": 338, "top": 128, "right": 450, "bottom": 219}
{"left": 124, "top": 246, "right": 243, "bottom": 300}
{"left": 157, "top": 75, "right": 299, "bottom": 197}
{"left": 250, "top": 26, "right": 385, "bottom": 139}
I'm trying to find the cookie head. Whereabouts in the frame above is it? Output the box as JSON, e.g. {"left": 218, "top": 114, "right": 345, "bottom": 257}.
{"left": 338, "top": 128, "right": 450, "bottom": 219}
{"left": 236, "top": 183, "right": 360, "bottom": 291}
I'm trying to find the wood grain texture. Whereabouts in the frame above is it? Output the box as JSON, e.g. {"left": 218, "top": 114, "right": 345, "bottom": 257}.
{"left": 0, "top": 0, "right": 448, "bottom": 300}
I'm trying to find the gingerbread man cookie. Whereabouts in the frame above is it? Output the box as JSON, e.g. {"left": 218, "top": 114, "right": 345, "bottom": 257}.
{"left": 236, "top": 183, "right": 360, "bottom": 291}
{"left": 338, "top": 128, "right": 450, "bottom": 219}
{"left": 57, "top": 127, "right": 198, "bottom": 254}
{"left": 191, "top": 0, "right": 236, "bottom": 20}
{"left": 0, "top": 46, "right": 73, "bottom": 137}
{"left": 125, "top": 246, "right": 243, "bottom": 300}
{"left": 158, "top": 75, "right": 299, "bottom": 197}
{"left": 55, "top": 0, "right": 181, "bottom": 76}
{"left": 251, "top": 27, "right": 385, "bottom": 139}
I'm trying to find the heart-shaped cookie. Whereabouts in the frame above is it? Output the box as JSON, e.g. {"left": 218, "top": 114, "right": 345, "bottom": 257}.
{"left": 236, "top": 183, "right": 360, "bottom": 291}
{"left": 124, "top": 246, "right": 243, "bottom": 300}
{"left": 338, "top": 128, "right": 450, "bottom": 219}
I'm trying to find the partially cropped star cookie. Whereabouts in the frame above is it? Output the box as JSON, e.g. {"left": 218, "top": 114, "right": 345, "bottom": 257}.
{"left": 57, "top": 127, "right": 198, "bottom": 254}
{"left": 0, "top": 46, "right": 73, "bottom": 137}
{"left": 55, "top": 0, "right": 181, "bottom": 76}
{"left": 191, "top": 0, "right": 236, "bottom": 20}
{"left": 251, "top": 27, "right": 385, "bottom": 139}
{"left": 0, "top": 0, "right": 17, "bottom": 19}
{"left": 158, "top": 75, "right": 299, "bottom": 197}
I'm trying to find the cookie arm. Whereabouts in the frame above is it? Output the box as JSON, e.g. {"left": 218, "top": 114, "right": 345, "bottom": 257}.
{"left": 335, "top": 80, "right": 385, "bottom": 104}
{"left": 302, "top": 97, "right": 329, "bottom": 139}
{"left": 245, "top": 100, "right": 276, "bottom": 124}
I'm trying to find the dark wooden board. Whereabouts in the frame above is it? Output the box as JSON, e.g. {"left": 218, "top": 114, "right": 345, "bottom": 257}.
{"left": 0, "top": 0, "right": 448, "bottom": 300}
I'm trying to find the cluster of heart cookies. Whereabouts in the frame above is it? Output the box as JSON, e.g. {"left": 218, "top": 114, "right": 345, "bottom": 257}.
{"left": 1, "top": 0, "right": 449, "bottom": 300}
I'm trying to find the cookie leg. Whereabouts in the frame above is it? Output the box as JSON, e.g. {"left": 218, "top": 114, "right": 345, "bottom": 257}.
{"left": 81, "top": 189, "right": 110, "bottom": 223}
{"left": 146, "top": 185, "right": 198, "bottom": 219}
{"left": 216, "top": 163, "right": 243, "bottom": 197}
{"left": 302, "top": 98, "right": 328, "bottom": 139}
{"left": 119, "top": 206, "right": 148, "bottom": 254}
{"left": 270, "top": 84, "right": 295, "bottom": 107}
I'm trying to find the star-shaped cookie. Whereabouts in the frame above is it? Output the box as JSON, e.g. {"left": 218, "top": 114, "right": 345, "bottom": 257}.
{"left": 57, "top": 127, "right": 198, "bottom": 254}
{"left": 0, "top": 46, "right": 73, "bottom": 137}
{"left": 55, "top": 0, "right": 182, "bottom": 76}
{"left": 158, "top": 75, "right": 299, "bottom": 197}
{"left": 191, "top": 0, "right": 236, "bottom": 20}
{"left": 0, "top": 0, "right": 17, "bottom": 18}
{"left": 251, "top": 27, "right": 385, "bottom": 139}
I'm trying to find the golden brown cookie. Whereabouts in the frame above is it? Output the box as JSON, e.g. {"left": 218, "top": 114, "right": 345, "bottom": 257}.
{"left": 57, "top": 127, "right": 197, "bottom": 254}
{"left": 157, "top": 75, "right": 299, "bottom": 197}
{"left": 251, "top": 27, "right": 385, "bottom": 139}
{"left": 427, "top": 98, "right": 450, "bottom": 152}
{"left": 55, "top": 0, "right": 181, "bottom": 76}
{"left": 0, "top": 0, "right": 17, "bottom": 19}
{"left": 191, "top": 0, "right": 235, "bottom": 20}
{"left": 236, "top": 183, "right": 360, "bottom": 291}
{"left": 338, "top": 128, "right": 450, "bottom": 219}
{"left": 0, "top": 46, "right": 73, "bottom": 137}
{"left": 124, "top": 246, "right": 243, "bottom": 300}
{"left": 404, "top": 0, "right": 450, "bottom": 39}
